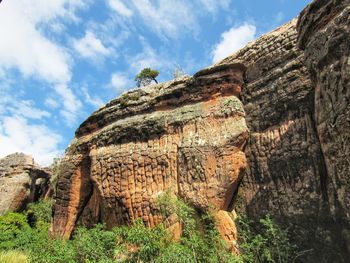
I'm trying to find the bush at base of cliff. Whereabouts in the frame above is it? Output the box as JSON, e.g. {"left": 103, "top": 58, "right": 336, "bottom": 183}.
{"left": 0, "top": 199, "right": 298, "bottom": 263}
{"left": 73, "top": 224, "right": 116, "bottom": 263}
{"left": 26, "top": 199, "right": 53, "bottom": 225}
{"left": 0, "top": 212, "right": 30, "bottom": 250}
{"left": 236, "top": 215, "right": 297, "bottom": 263}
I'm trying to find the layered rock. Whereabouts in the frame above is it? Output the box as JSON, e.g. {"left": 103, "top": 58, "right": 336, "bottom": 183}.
{"left": 219, "top": 19, "right": 331, "bottom": 259}
{"left": 52, "top": 63, "right": 249, "bottom": 248}
{"left": 298, "top": 0, "right": 350, "bottom": 259}
{"left": 0, "top": 153, "right": 51, "bottom": 215}
{"left": 51, "top": 0, "right": 350, "bottom": 260}
{"left": 219, "top": 8, "right": 350, "bottom": 260}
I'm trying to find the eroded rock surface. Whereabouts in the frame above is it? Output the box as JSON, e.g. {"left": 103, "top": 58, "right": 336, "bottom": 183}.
{"left": 52, "top": 63, "right": 249, "bottom": 248}
{"left": 220, "top": 19, "right": 331, "bottom": 260}
{"left": 0, "top": 153, "right": 51, "bottom": 215}
{"left": 298, "top": 0, "right": 350, "bottom": 260}
{"left": 52, "top": 1, "right": 350, "bottom": 260}
{"left": 220, "top": 7, "right": 350, "bottom": 260}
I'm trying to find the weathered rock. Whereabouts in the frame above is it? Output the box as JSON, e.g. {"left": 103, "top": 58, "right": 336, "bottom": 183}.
{"left": 0, "top": 153, "right": 51, "bottom": 215}
{"left": 52, "top": 63, "right": 249, "bottom": 249}
{"left": 220, "top": 10, "right": 350, "bottom": 260}
{"left": 51, "top": 1, "right": 350, "bottom": 260}
{"left": 219, "top": 19, "right": 332, "bottom": 260}
{"left": 298, "top": 0, "right": 350, "bottom": 260}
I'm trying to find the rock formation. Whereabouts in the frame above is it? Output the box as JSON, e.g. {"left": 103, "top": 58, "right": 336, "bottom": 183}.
{"left": 52, "top": 0, "right": 349, "bottom": 260}
{"left": 52, "top": 63, "right": 249, "bottom": 249}
{"left": 298, "top": 0, "right": 350, "bottom": 260}
{"left": 0, "top": 153, "right": 51, "bottom": 215}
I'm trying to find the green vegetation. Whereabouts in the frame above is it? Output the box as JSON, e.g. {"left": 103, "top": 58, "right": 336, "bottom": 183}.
{"left": 236, "top": 215, "right": 297, "bottom": 263}
{"left": 0, "top": 250, "right": 28, "bottom": 263}
{"left": 0, "top": 196, "right": 296, "bottom": 262}
{"left": 135, "top": 68, "right": 159, "bottom": 87}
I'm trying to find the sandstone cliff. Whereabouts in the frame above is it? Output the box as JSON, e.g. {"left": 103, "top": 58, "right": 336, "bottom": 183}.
{"left": 0, "top": 153, "right": 51, "bottom": 215}
{"left": 52, "top": 63, "right": 249, "bottom": 250}
{"left": 51, "top": 0, "right": 350, "bottom": 261}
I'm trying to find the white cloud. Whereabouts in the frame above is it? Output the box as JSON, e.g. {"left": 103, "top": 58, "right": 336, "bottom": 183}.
{"left": 10, "top": 100, "right": 51, "bottom": 120}
{"left": 212, "top": 23, "right": 256, "bottom": 63}
{"left": 199, "top": 0, "right": 230, "bottom": 14}
{"left": 54, "top": 84, "right": 82, "bottom": 126}
{"left": 131, "top": 0, "right": 197, "bottom": 39}
{"left": 107, "top": 0, "right": 231, "bottom": 39}
{"left": 73, "top": 31, "right": 111, "bottom": 60}
{"left": 108, "top": 0, "right": 133, "bottom": 17}
{"left": 44, "top": 97, "right": 60, "bottom": 109}
{"left": 81, "top": 86, "right": 104, "bottom": 108}
{"left": 128, "top": 38, "right": 166, "bottom": 74}
{"left": 110, "top": 73, "right": 132, "bottom": 92}
{"left": 0, "top": 0, "right": 90, "bottom": 126}
{"left": 0, "top": 116, "right": 62, "bottom": 166}
{"left": 0, "top": 0, "right": 87, "bottom": 83}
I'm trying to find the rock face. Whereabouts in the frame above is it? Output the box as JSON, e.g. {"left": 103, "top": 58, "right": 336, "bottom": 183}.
{"left": 219, "top": 18, "right": 333, "bottom": 260}
{"left": 52, "top": 0, "right": 349, "bottom": 260}
{"left": 215, "top": 0, "right": 349, "bottom": 260}
{"left": 0, "top": 153, "right": 51, "bottom": 215}
{"left": 298, "top": 0, "right": 350, "bottom": 260}
{"left": 52, "top": 63, "right": 249, "bottom": 248}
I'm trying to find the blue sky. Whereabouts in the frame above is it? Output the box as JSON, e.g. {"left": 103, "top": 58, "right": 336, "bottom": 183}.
{"left": 0, "top": 0, "right": 310, "bottom": 165}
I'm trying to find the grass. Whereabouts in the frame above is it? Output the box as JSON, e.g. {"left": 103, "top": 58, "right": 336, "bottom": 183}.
{"left": 0, "top": 250, "right": 28, "bottom": 263}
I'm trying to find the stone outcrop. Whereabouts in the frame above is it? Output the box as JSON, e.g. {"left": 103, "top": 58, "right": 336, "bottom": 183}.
{"left": 51, "top": 0, "right": 350, "bottom": 260}
{"left": 298, "top": 0, "right": 350, "bottom": 260}
{"left": 52, "top": 63, "right": 249, "bottom": 249}
{"left": 219, "top": 18, "right": 332, "bottom": 261}
{"left": 0, "top": 153, "right": 51, "bottom": 215}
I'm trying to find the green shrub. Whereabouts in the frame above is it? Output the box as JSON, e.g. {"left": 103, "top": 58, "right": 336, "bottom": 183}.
{"left": 0, "top": 212, "right": 30, "bottom": 250}
{"left": 26, "top": 199, "right": 53, "bottom": 225}
{"left": 236, "top": 215, "right": 297, "bottom": 263}
{"left": 114, "top": 220, "right": 170, "bottom": 262}
{"left": 14, "top": 221, "right": 76, "bottom": 263}
{"left": 73, "top": 224, "right": 116, "bottom": 263}
{"left": 0, "top": 250, "right": 28, "bottom": 263}
{"left": 0, "top": 191, "right": 297, "bottom": 263}
{"left": 155, "top": 243, "right": 195, "bottom": 263}
{"left": 157, "top": 192, "right": 235, "bottom": 263}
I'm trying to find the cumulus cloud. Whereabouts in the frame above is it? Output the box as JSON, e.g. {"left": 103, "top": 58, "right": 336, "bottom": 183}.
{"left": 0, "top": 0, "right": 85, "bottom": 83}
{"left": 212, "top": 23, "right": 256, "bottom": 63}
{"left": 0, "top": 116, "right": 62, "bottom": 166}
{"left": 0, "top": 0, "right": 86, "bottom": 125}
{"left": 73, "top": 31, "right": 111, "bottom": 60}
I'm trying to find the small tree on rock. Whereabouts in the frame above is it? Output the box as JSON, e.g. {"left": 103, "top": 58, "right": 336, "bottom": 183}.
{"left": 135, "top": 68, "right": 159, "bottom": 87}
